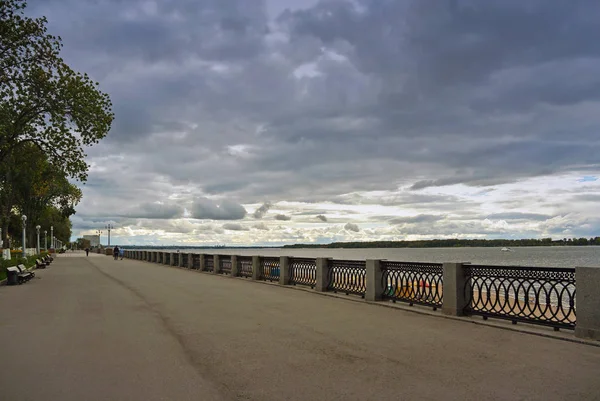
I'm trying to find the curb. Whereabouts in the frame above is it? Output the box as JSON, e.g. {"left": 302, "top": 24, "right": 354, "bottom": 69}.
{"left": 127, "top": 258, "right": 600, "bottom": 348}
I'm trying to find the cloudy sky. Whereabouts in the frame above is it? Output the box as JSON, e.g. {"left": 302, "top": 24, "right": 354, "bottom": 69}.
{"left": 27, "top": 0, "right": 600, "bottom": 246}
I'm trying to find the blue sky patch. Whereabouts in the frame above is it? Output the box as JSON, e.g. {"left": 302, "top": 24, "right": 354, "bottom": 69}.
{"left": 578, "top": 176, "right": 598, "bottom": 183}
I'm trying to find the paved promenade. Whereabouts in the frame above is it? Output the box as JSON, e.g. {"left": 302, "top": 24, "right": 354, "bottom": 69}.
{"left": 1, "top": 253, "right": 599, "bottom": 401}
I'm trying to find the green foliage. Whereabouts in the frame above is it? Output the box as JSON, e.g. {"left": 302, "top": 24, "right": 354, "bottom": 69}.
{"left": 0, "top": 249, "right": 47, "bottom": 281}
{"left": 76, "top": 237, "right": 91, "bottom": 249}
{"left": 0, "top": 0, "right": 114, "bottom": 182}
{"left": 0, "top": 0, "right": 112, "bottom": 247}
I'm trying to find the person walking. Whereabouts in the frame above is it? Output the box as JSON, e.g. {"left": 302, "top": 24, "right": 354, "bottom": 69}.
{"left": 113, "top": 245, "right": 120, "bottom": 261}
{"left": 85, "top": 247, "right": 89, "bottom": 257}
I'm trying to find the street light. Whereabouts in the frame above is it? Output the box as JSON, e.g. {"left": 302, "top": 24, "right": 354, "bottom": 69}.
{"left": 22, "top": 215, "right": 27, "bottom": 258}
{"left": 50, "top": 225, "right": 54, "bottom": 250}
{"left": 36, "top": 225, "right": 41, "bottom": 254}
{"left": 97, "top": 229, "right": 103, "bottom": 247}
{"left": 44, "top": 230, "right": 47, "bottom": 250}
{"left": 105, "top": 224, "right": 113, "bottom": 247}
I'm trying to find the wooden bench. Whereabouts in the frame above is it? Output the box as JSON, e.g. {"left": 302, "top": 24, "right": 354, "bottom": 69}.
{"left": 43, "top": 255, "right": 53, "bottom": 264}
{"left": 35, "top": 259, "right": 47, "bottom": 269}
{"left": 17, "top": 264, "right": 35, "bottom": 280}
{"left": 6, "top": 265, "right": 34, "bottom": 284}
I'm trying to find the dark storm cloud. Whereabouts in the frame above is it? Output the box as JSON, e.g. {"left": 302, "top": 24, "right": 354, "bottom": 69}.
{"left": 253, "top": 202, "right": 273, "bottom": 218}
{"left": 316, "top": 215, "right": 328, "bottom": 222}
{"left": 389, "top": 215, "right": 445, "bottom": 225}
{"left": 274, "top": 214, "right": 292, "bottom": 221}
{"left": 344, "top": 222, "right": 360, "bottom": 232}
{"left": 22, "top": 0, "right": 600, "bottom": 240}
{"left": 222, "top": 223, "right": 250, "bottom": 231}
{"left": 123, "top": 202, "right": 184, "bottom": 219}
{"left": 190, "top": 198, "right": 247, "bottom": 220}
{"left": 486, "top": 212, "right": 552, "bottom": 221}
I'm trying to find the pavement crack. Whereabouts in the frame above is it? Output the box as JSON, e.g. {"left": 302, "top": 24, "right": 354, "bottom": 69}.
{"left": 87, "top": 259, "right": 238, "bottom": 401}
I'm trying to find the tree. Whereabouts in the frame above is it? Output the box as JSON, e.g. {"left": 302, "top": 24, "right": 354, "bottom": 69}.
{"left": 76, "top": 237, "right": 90, "bottom": 249}
{"left": 1, "top": 0, "right": 112, "bottom": 246}
{"left": 1, "top": 142, "right": 81, "bottom": 246}
{"left": 0, "top": 0, "right": 113, "bottom": 181}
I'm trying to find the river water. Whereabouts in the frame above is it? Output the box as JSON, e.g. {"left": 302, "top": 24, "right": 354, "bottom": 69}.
{"left": 150, "top": 246, "right": 600, "bottom": 268}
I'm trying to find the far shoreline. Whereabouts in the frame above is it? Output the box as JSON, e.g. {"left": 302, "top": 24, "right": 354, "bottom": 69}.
{"left": 117, "top": 238, "right": 600, "bottom": 249}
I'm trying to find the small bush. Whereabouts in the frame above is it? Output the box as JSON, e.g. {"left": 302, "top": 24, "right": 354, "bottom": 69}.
{"left": 1, "top": 251, "right": 49, "bottom": 281}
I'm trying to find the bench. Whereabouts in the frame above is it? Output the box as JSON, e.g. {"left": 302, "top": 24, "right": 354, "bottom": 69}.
{"left": 35, "top": 259, "right": 47, "bottom": 269}
{"left": 17, "top": 264, "right": 35, "bottom": 280}
{"left": 6, "top": 265, "right": 33, "bottom": 285}
{"left": 43, "top": 255, "right": 53, "bottom": 264}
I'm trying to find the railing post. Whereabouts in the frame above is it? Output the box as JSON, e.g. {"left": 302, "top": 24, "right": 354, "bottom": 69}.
{"left": 213, "top": 255, "right": 220, "bottom": 274}
{"left": 442, "top": 262, "right": 468, "bottom": 316}
{"left": 178, "top": 252, "right": 183, "bottom": 268}
{"left": 279, "top": 256, "right": 290, "bottom": 285}
{"left": 198, "top": 254, "right": 205, "bottom": 270}
{"left": 152, "top": 252, "right": 156, "bottom": 263}
{"left": 365, "top": 259, "right": 383, "bottom": 301}
{"left": 171, "top": 252, "right": 176, "bottom": 266}
{"left": 575, "top": 266, "right": 600, "bottom": 340}
{"left": 315, "top": 257, "right": 331, "bottom": 292}
{"left": 231, "top": 255, "right": 240, "bottom": 277}
{"left": 252, "top": 256, "right": 261, "bottom": 280}
{"left": 186, "top": 253, "right": 193, "bottom": 269}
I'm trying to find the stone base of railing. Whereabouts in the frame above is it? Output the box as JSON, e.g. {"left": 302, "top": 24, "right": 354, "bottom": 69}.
{"left": 123, "top": 251, "right": 599, "bottom": 341}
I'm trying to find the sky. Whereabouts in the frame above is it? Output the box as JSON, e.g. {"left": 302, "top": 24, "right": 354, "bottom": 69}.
{"left": 25, "top": 0, "right": 600, "bottom": 246}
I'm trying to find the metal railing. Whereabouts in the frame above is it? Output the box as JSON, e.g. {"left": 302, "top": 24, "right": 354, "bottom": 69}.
{"left": 165, "top": 253, "right": 171, "bottom": 265}
{"left": 173, "top": 253, "right": 179, "bottom": 266}
{"left": 381, "top": 261, "right": 443, "bottom": 309}
{"left": 239, "top": 256, "right": 253, "bottom": 278}
{"left": 464, "top": 265, "right": 576, "bottom": 330}
{"left": 220, "top": 256, "right": 232, "bottom": 275}
{"left": 158, "top": 253, "right": 163, "bottom": 264}
{"left": 290, "top": 257, "right": 317, "bottom": 288}
{"left": 181, "top": 253, "right": 189, "bottom": 268}
{"left": 191, "top": 254, "right": 200, "bottom": 269}
{"left": 327, "top": 259, "right": 366, "bottom": 297}
{"left": 204, "top": 256, "right": 214, "bottom": 272}
{"left": 260, "top": 257, "right": 280, "bottom": 282}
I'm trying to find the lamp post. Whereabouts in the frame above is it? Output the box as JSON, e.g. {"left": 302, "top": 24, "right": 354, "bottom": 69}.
{"left": 106, "top": 224, "right": 113, "bottom": 247}
{"left": 97, "top": 229, "right": 102, "bottom": 247}
{"left": 44, "top": 230, "right": 47, "bottom": 250}
{"left": 36, "top": 225, "right": 41, "bottom": 254}
{"left": 21, "top": 215, "right": 27, "bottom": 257}
{"left": 50, "top": 225, "right": 54, "bottom": 250}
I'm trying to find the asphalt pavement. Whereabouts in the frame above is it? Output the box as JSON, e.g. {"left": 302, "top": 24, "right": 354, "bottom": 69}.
{"left": 1, "top": 252, "right": 599, "bottom": 401}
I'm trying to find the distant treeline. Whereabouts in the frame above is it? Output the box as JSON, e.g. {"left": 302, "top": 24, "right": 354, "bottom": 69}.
{"left": 283, "top": 237, "right": 600, "bottom": 249}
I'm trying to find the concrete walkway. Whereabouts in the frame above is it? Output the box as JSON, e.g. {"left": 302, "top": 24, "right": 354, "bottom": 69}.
{"left": 1, "top": 254, "right": 599, "bottom": 401}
